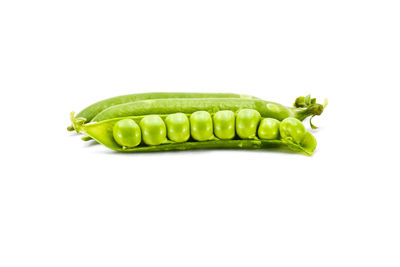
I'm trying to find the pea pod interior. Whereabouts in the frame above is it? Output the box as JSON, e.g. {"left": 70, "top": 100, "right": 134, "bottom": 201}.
{"left": 73, "top": 111, "right": 317, "bottom": 155}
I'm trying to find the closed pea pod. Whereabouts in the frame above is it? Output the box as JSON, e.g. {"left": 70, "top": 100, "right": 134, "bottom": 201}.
{"left": 236, "top": 109, "right": 261, "bottom": 139}
{"left": 190, "top": 111, "right": 214, "bottom": 141}
{"left": 279, "top": 117, "right": 306, "bottom": 144}
{"left": 258, "top": 118, "right": 280, "bottom": 140}
{"left": 213, "top": 110, "right": 235, "bottom": 140}
{"left": 69, "top": 92, "right": 259, "bottom": 131}
{"left": 113, "top": 119, "right": 141, "bottom": 148}
{"left": 91, "top": 97, "right": 325, "bottom": 124}
{"left": 165, "top": 113, "right": 190, "bottom": 142}
{"left": 140, "top": 115, "right": 167, "bottom": 146}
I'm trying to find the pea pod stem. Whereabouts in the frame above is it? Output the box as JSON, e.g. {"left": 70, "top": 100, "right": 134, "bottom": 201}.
{"left": 70, "top": 112, "right": 85, "bottom": 133}
{"left": 293, "top": 95, "right": 327, "bottom": 128}
{"left": 292, "top": 103, "right": 324, "bottom": 121}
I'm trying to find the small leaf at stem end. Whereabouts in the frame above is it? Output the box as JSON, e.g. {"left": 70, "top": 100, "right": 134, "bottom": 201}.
{"left": 304, "top": 94, "right": 311, "bottom": 105}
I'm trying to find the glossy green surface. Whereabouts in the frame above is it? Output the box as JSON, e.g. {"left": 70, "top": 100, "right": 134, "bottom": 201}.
{"left": 213, "top": 110, "right": 235, "bottom": 139}
{"left": 139, "top": 115, "right": 167, "bottom": 146}
{"left": 165, "top": 113, "right": 190, "bottom": 142}
{"left": 236, "top": 109, "right": 261, "bottom": 139}
{"left": 112, "top": 119, "right": 141, "bottom": 148}
{"left": 279, "top": 117, "right": 306, "bottom": 144}
{"left": 190, "top": 111, "right": 214, "bottom": 141}
{"left": 258, "top": 118, "right": 280, "bottom": 140}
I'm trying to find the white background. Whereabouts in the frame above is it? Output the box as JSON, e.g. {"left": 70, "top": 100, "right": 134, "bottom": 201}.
{"left": 1, "top": 0, "right": 399, "bottom": 266}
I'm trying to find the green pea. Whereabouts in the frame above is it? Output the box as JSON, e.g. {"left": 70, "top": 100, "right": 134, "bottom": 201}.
{"left": 258, "top": 118, "right": 280, "bottom": 140}
{"left": 213, "top": 110, "right": 235, "bottom": 140}
{"left": 236, "top": 109, "right": 261, "bottom": 139}
{"left": 113, "top": 119, "right": 141, "bottom": 148}
{"left": 279, "top": 117, "right": 306, "bottom": 144}
{"left": 140, "top": 115, "right": 167, "bottom": 146}
{"left": 190, "top": 111, "right": 213, "bottom": 141}
{"left": 165, "top": 113, "right": 190, "bottom": 142}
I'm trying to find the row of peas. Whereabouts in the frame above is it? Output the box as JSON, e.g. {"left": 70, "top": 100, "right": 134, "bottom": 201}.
{"left": 113, "top": 109, "right": 306, "bottom": 148}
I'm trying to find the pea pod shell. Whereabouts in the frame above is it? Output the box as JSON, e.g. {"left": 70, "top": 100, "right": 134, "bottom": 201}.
{"left": 93, "top": 98, "right": 293, "bottom": 122}
{"left": 74, "top": 92, "right": 259, "bottom": 124}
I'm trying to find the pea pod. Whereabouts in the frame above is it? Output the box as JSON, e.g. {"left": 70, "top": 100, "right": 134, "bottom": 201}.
{"left": 68, "top": 92, "right": 259, "bottom": 131}
{"left": 72, "top": 112, "right": 317, "bottom": 155}
{"left": 90, "top": 97, "right": 324, "bottom": 125}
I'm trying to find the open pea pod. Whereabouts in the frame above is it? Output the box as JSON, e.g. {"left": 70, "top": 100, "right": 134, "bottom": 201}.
{"left": 71, "top": 112, "right": 317, "bottom": 156}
